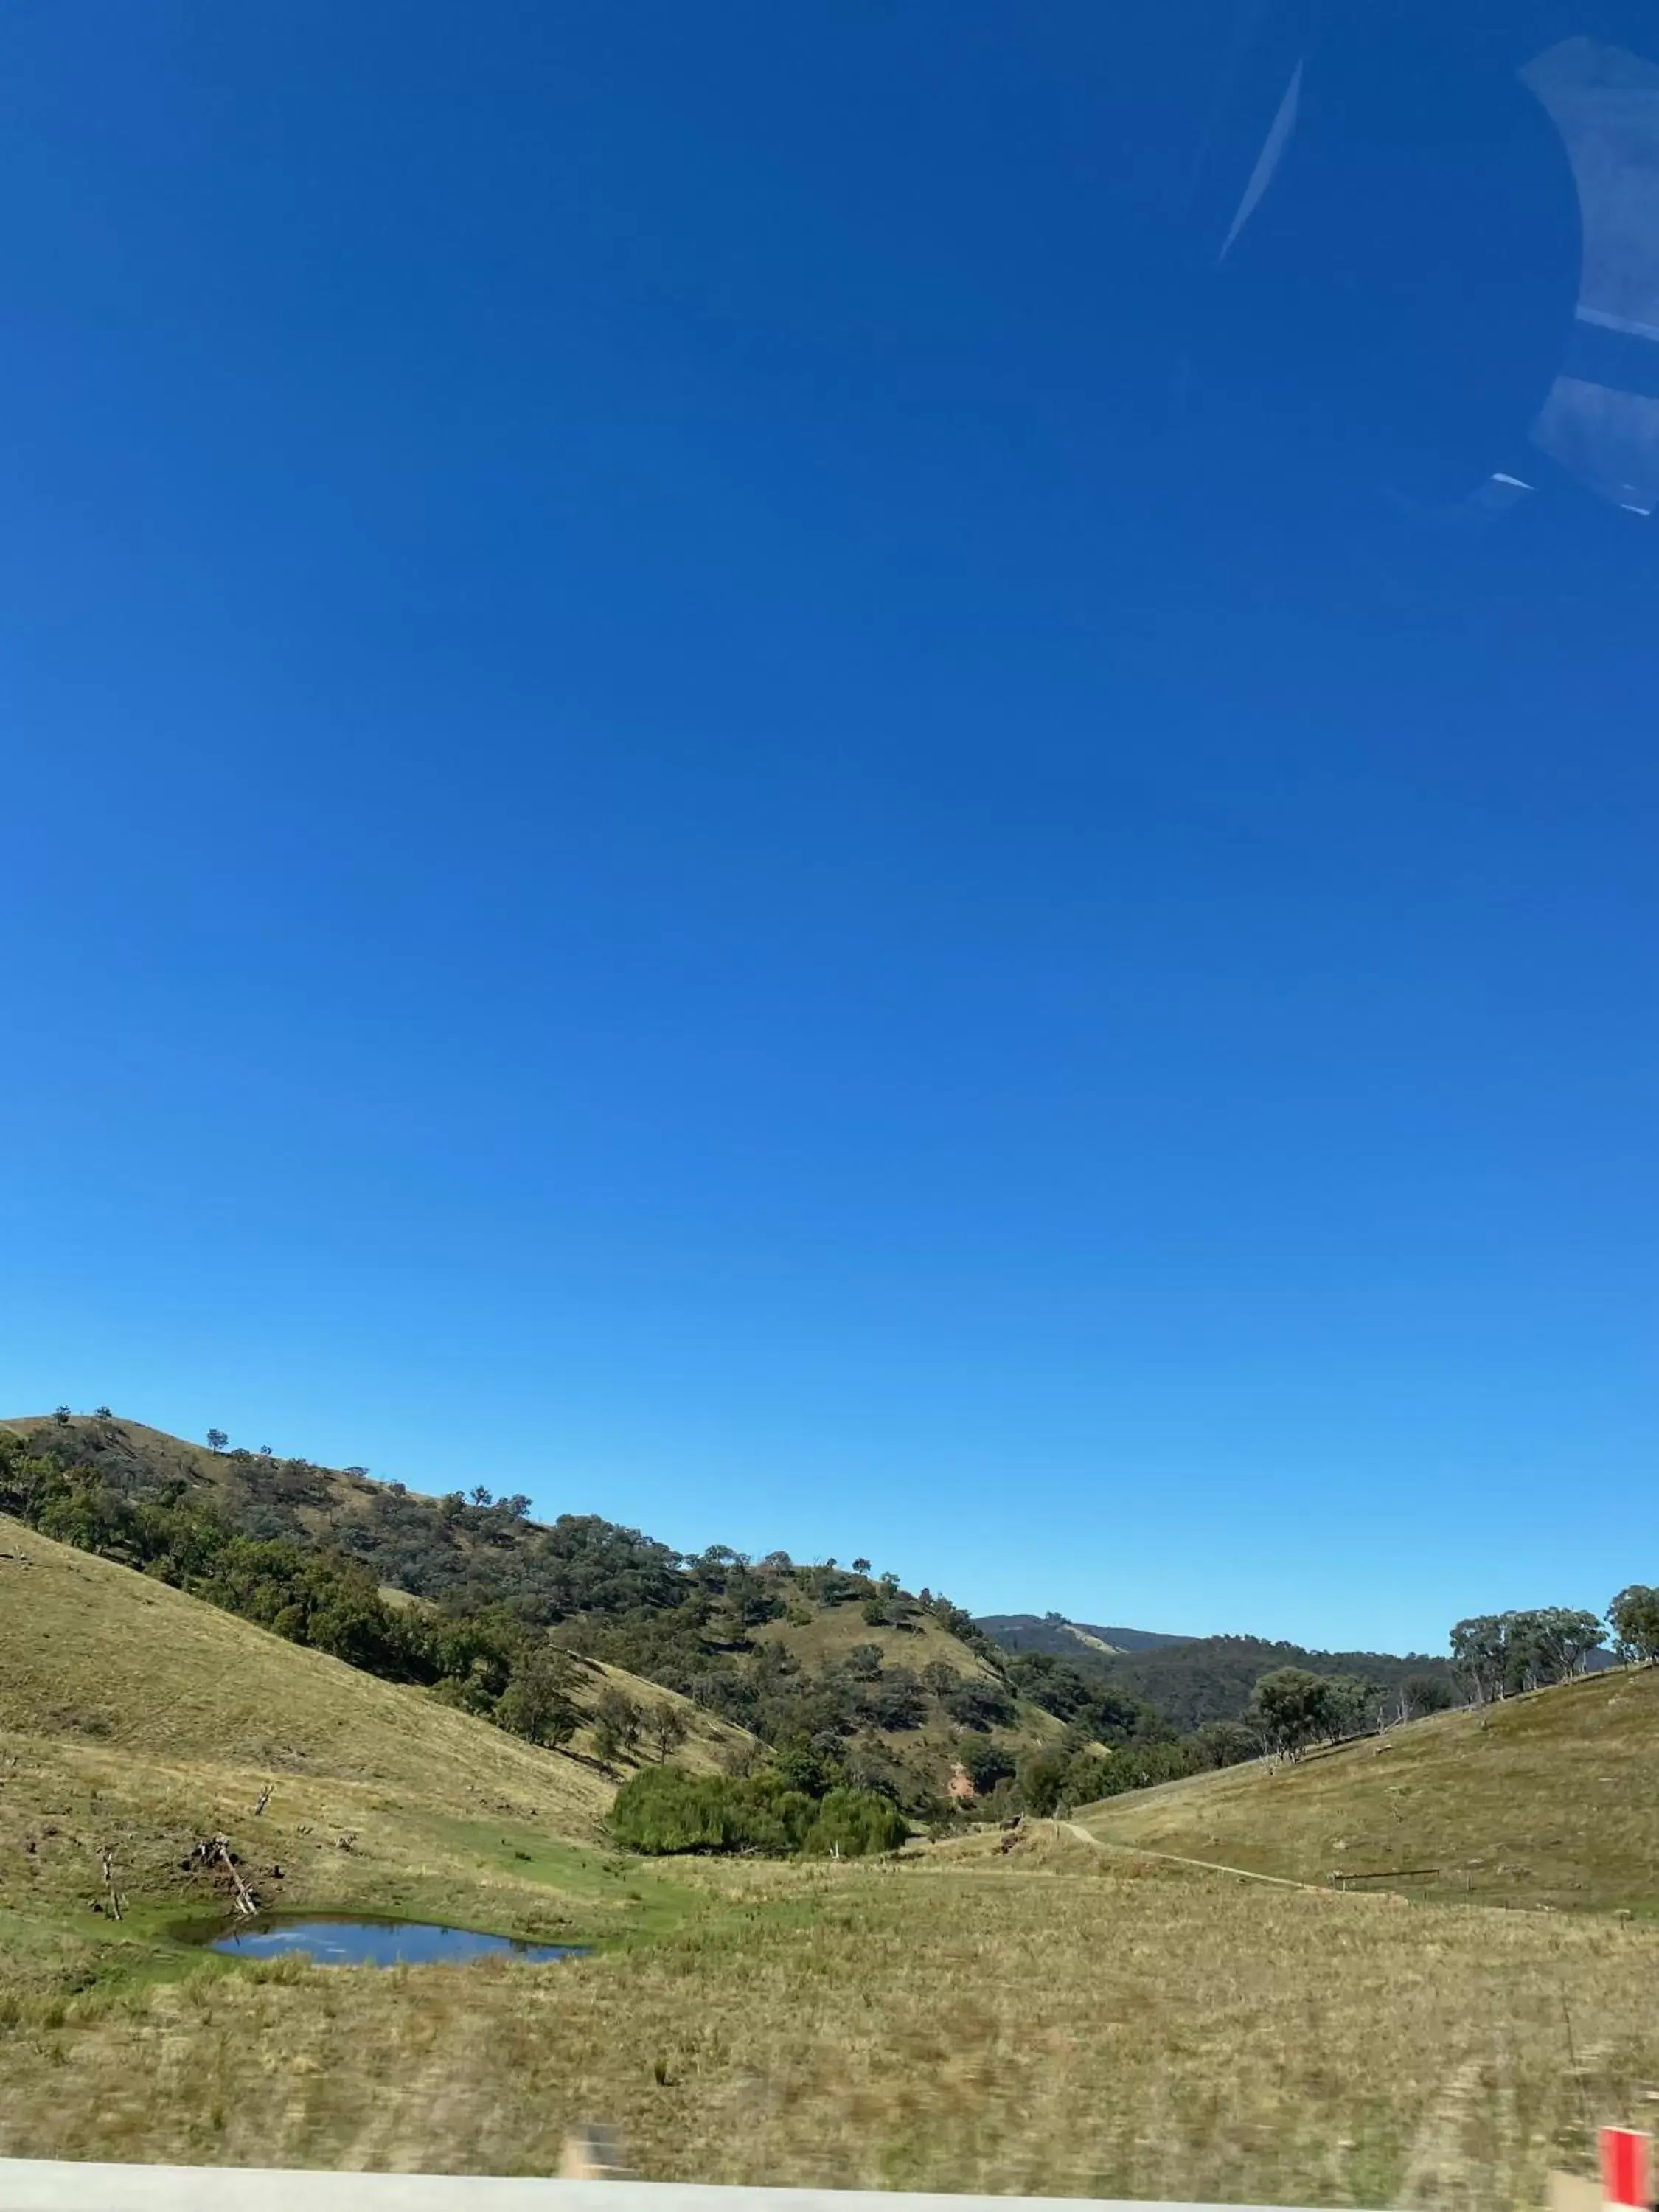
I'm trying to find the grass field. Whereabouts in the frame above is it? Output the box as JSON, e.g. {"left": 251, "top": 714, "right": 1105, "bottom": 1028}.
{"left": 4, "top": 1824, "right": 1659, "bottom": 2207}
{"left": 1078, "top": 1669, "right": 1659, "bottom": 1915}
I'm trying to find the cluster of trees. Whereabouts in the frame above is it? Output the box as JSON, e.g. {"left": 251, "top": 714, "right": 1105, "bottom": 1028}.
{"left": 608, "top": 1761, "right": 908, "bottom": 1858}
{"left": 999, "top": 1647, "right": 1178, "bottom": 1745}
{"left": 1242, "top": 1666, "right": 1404, "bottom": 1761}
{"left": 953, "top": 1666, "right": 1446, "bottom": 1817}
{"left": 953, "top": 1714, "right": 1262, "bottom": 1823}
{"left": 1450, "top": 1607, "right": 1610, "bottom": 1703}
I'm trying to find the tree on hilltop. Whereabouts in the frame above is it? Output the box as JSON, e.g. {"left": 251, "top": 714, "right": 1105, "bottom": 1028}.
{"left": 1609, "top": 1586, "right": 1659, "bottom": 1666}
{"left": 1246, "top": 1666, "right": 1333, "bottom": 1761}
{"left": 1452, "top": 1608, "right": 1604, "bottom": 1701}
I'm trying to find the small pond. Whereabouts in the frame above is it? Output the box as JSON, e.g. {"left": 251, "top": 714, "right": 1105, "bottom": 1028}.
{"left": 208, "top": 1915, "right": 591, "bottom": 1968}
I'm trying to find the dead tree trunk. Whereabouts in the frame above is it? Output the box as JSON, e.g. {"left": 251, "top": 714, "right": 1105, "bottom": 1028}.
{"left": 218, "top": 1838, "right": 259, "bottom": 1916}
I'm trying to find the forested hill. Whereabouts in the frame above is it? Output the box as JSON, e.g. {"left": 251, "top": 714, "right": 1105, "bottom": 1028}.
{"left": 1, "top": 1415, "right": 1001, "bottom": 1646}
{"left": 977, "top": 1618, "right": 1456, "bottom": 1730}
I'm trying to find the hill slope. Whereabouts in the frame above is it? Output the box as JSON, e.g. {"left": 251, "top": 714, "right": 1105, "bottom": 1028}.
{"left": 0, "top": 1509, "right": 736, "bottom": 1814}
{"left": 0, "top": 1507, "right": 744, "bottom": 1969}
{"left": 3, "top": 1414, "right": 1059, "bottom": 1804}
{"left": 1079, "top": 1663, "right": 1659, "bottom": 1912}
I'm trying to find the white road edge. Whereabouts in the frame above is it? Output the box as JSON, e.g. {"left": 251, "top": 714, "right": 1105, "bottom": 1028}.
{"left": 0, "top": 2165, "right": 1357, "bottom": 2212}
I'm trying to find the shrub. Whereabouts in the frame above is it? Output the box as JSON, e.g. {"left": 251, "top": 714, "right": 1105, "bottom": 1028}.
{"left": 801, "top": 1786, "right": 909, "bottom": 1858}
{"left": 860, "top": 1668, "right": 926, "bottom": 1731}
{"left": 608, "top": 1767, "right": 814, "bottom": 1855}
{"left": 1016, "top": 1747, "right": 1072, "bottom": 1817}
{"left": 958, "top": 1733, "right": 1016, "bottom": 1793}
{"left": 772, "top": 1737, "right": 840, "bottom": 1798}
{"left": 1402, "top": 1673, "right": 1454, "bottom": 1719}
{"left": 940, "top": 1677, "right": 1016, "bottom": 1731}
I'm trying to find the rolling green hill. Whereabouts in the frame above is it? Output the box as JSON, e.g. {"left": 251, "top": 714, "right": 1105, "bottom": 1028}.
{"left": 1077, "top": 1661, "right": 1659, "bottom": 1913}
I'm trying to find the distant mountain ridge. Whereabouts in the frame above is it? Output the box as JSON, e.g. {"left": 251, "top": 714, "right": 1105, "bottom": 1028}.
{"left": 974, "top": 1613, "right": 1193, "bottom": 1658}
{"left": 975, "top": 1612, "right": 1459, "bottom": 1730}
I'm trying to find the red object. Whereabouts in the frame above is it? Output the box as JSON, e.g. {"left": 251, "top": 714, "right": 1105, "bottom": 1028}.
{"left": 1601, "top": 2128, "right": 1649, "bottom": 2209}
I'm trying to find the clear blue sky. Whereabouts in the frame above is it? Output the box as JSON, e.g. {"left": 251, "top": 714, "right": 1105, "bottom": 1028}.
{"left": 3, "top": 1, "right": 1654, "bottom": 1655}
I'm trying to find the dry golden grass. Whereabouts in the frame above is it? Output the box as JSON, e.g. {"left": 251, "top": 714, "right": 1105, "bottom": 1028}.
{"left": 0, "top": 1728, "right": 692, "bottom": 1965}
{"left": 1078, "top": 1670, "right": 1659, "bottom": 1914}
{"left": 0, "top": 1511, "right": 745, "bottom": 1814}
{"left": 4, "top": 1827, "right": 1658, "bottom": 2209}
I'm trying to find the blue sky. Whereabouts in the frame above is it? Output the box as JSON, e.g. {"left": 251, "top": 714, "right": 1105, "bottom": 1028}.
{"left": 2, "top": 1, "right": 1655, "bottom": 1654}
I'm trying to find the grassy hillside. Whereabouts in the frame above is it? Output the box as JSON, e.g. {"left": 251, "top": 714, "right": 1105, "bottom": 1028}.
{"left": 0, "top": 1509, "right": 739, "bottom": 1796}
{"left": 0, "top": 1506, "right": 745, "bottom": 2065}
{"left": 0, "top": 1506, "right": 747, "bottom": 1964}
{"left": 1079, "top": 1663, "right": 1659, "bottom": 1913}
{"left": 748, "top": 1603, "right": 1067, "bottom": 1795}
{"left": 1, "top": 1415, "right": 391, "bottom": 1546}
{"left": 4, "top": 1414, "right": 1057, "bottom": 1804}
{"left": 755, "top": 1599, "right": 1006, "bottom": 1680}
